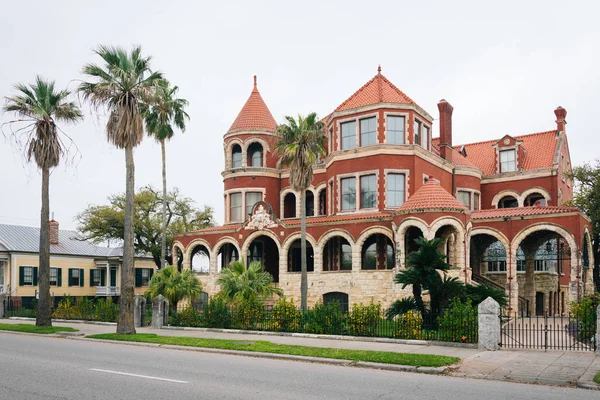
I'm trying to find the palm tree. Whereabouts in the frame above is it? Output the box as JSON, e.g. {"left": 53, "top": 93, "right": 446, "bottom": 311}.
{"left": 217, "top": 260, "right": 283, "bottom": 302}
{"left": 145, "top": 265, "right": 202, "bottom": 312}
{"left": 275, "top": 113, "right": 326, "bottom": 311}
{"left": 394, "top": 237, "right": 451, "bottom": 315}
{"left": 2, "top": 77, "right": 82, "bottom": 327}
{"left": 79, "top": 45, "right": 163, "bottom": 334}
{"left": 140, "top": 81, "right": 189, "bottom": 269}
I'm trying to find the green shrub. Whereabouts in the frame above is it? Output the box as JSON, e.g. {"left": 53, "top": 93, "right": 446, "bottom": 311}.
{"left": 302, "top": 301, "right": 345, "bottom": 335}
{"left": 348, "top": 301, "right": 382, "bottom": 337}
{"left": 569, "top": 295, "right": 598, "bottom": 342}
{"left": 95, "top": 298, "right": 119, "bottom": 322}
{"left": 437, "top": 298, "right": 478, "bottom": 343}
{"left": 170, "top": 307, "right": 203, "bottom": 327}
{"left": 53, "top": 296, "right": 75, "bottom": 320}
{"left": 392, "top": 310, "right": 424, "bottom": 339}
{"left": 231, "top": 297, "right": 265, "bottom": 330}
{"left": 271, "top": 298, "right": 301, "bottom": 332}
{"left": 74, "top": 297, "right": 95, "bottom": 320}
{"left": 203, "top": 295, "right": 231, "bottom": 328}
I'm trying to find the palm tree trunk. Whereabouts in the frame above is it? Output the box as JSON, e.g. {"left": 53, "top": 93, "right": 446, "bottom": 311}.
{"left": 36, "top": 167, "right": 52, "bottom": 327}
{"left": 413, "top": 284, "right": 425, "bottom": 315}
{"left": 300, "top": 190, "right": 308, "bottom": 312}
{"left": 160, "top": 138, "right": 167, "bottom": 269}
{"left": 117, "top": 146, "right": 136, "bottom": 334}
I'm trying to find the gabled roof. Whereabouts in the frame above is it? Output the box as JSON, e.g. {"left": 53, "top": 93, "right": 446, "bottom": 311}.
{"left": 227, "top": 76, "right": 277, "bottom": 133}
{"left": 472, "top": 206, "right": 580, "bottom": 220}
{"left": 396, "top": 179, "right": 468, "bottom": 213}
{"left": 0, "top": 224, "right": 151, "bottom": 259}
{"left": 334, "top": 67, "right": 422, "bottom": 112}
{"left": 457, "top": 130, "right": 558, "bottom": 175}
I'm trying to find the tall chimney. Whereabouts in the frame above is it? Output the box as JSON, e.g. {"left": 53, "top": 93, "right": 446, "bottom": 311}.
{"left": 438, "top": 99, "right": 454, "bottom": 162}
{"left": 49, "top": 219, "right": 59, "bottom": 245}
{"left": 554, "top": 106, "right": 567, "bottom": 132}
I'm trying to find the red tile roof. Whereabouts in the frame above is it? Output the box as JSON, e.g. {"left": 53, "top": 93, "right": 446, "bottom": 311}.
{"left": 396, "top": 179, "right": 468, "bottom": 213}
{"left": 227, "top": 76, "right": 277, "bottom": 133}
{"left": 334, "top": 67, "right": 422, "bottom": 112}
{"left": 187, "top": 224, "right": 241, "bottom": 234}
{"left": 431, "top": 139, "right": 478, "bottom": 168}
{"left": 472, "top": 206, "right": 580, "bottom": 220}
{"left": 457, "top": 130, "right": 558, "bottom": 175}
{"left": 284, "top": 212, "right": 392, "bottom": 226}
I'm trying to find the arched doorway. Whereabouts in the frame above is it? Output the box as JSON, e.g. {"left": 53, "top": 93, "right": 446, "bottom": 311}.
{"left": 361, "top": 234, "right": 394, "bottom": 270}
{"left": 287, "top": 239, "right": 314, "bottom": 272}
{"left": 190, "top": 244, "right": 210, "bottom": 274}
{"left": 247, "top": 235, "right": 280, "bottom": 282}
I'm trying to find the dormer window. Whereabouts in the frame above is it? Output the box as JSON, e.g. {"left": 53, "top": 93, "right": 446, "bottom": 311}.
{"left": 499, "top": 149, "right": 516, "bottom": 173}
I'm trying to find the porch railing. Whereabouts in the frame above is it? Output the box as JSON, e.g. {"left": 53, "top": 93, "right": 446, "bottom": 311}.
{"left": 95, "top": 286, "right": 120, "bottom": 296}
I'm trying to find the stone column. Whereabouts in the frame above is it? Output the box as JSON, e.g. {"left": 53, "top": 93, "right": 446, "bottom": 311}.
{"left": 151, "top": 295, "right": 169, "bottom": 329}
{"left": 478, "top": 297, "right": 500, "bottom": 351}
{"left": 133, "top": 295, "right": 146, "bottom": 328}
{"left": 0, "top": 294, "right": 6, "bottom": 319}
{"left": 525, "top": 254, "right": 535, "bottom": 314}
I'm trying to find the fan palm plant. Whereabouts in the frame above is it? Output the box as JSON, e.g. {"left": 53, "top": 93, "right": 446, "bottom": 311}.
{"left": 217, "top": 260, "right": 283, "bottom": 302}
{"left": 394, "top": 237, "right": 451, "bottom": 315}
{"left": 2, "top": 76, "right": 82, "bottom": 327}
{"left": 274, "top": 113, "right": 326, "bottom": 311}
{"left": 145, "top": 265, "right": 202, "bottom": 312}
{"left": 140, "top": 82, "right": 189, "bottom": 269}
{"left": 79, "top": 45, "right": 163, "bottom": 334}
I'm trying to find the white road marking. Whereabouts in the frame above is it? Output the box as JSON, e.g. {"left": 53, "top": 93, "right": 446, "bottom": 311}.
{"left": 90, "top": 368, "right": 188, "bottom": 384}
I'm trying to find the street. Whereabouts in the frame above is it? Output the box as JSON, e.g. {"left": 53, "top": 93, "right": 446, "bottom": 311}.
{"left": 0, "top": 332, "right": 597, "bottom": 400}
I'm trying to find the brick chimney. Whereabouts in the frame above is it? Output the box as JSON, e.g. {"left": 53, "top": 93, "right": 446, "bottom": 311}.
{"left": 49, "top": 219, "right": 59, "bottom": 245}
{"left": 438, "top": 99, "right": 454, "bottom": 162}
{"left": 554, "top": 106, "right": 567, "bottom": 132}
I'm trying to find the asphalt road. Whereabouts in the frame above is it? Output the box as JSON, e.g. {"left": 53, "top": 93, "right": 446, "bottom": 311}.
{"left": 0, "top": 332, "right": 597, "bottom": 400}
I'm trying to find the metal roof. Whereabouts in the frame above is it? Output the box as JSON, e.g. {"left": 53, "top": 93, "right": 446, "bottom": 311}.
{"left": 0, "top": 224, "right": 149, "bottom": 259}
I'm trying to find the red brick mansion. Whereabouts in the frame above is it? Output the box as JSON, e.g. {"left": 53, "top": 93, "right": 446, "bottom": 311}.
{"left": 174, "top": 68, "right": 594, "bottom": 315}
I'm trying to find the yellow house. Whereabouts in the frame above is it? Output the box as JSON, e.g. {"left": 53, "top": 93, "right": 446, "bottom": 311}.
{"left": 0, "top": 221, "right": 156, "bottom": 305}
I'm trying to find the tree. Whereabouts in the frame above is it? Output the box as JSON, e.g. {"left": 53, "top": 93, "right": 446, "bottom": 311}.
{"left": 567, "top": 161, "right": 600, "bottom": 290}
{"left": 145, "top": 265, "right": 202, "bottom": 312}
{"left": 217, "top": 260, "right": 283, "bottom": 302}
{"left": 2, "top": 77, "right": 82, "bottom": 327}
{"left": 140, "top": 81, "right": 189, "bottom": 269}
{"left": 79, "top": 45, "right": 163, "bottom": 334}
{"left": 77, "top": 186, "right": 214, "bottom": 267}
{"left": 274, "top": 113, "right": 326, "bottom": 311}
{"left": 394, "top": 237, "right": 451, "bottom": 315}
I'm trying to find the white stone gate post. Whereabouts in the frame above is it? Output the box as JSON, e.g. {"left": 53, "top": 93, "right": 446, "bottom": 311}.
{"left": 478, "top": 297, "right": 500, "bottom": 351}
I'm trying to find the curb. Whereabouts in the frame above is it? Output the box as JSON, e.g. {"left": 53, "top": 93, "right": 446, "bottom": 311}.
{"left": 9, "top": 317, "right": 116, "bottom": 326}
{"left": 577, "top": 382, "right": 600, "bottom": 390}
{"left": 160, "top": 326, "right": 477, "bottom": 349}
{"left": 68, "top": 336, "right": 449, "bottom": 375}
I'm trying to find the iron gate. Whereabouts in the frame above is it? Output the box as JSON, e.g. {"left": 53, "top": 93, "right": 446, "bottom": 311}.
{"left": 500, "top": 312, "right": 597, "bottom": 352}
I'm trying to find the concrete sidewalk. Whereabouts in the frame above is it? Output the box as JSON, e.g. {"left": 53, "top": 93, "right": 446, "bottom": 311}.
{"left": 3, "top": 318, "right": 599, "bottom": 390}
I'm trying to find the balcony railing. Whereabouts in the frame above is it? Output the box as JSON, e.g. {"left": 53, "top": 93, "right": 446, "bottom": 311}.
{"left": 95, "top": 286, "right": 120, "bottom": 296}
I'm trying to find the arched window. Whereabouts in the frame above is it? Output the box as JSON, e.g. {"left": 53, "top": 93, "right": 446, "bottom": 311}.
{"left": 232, "top": 144, "right": 242, "bottom": 168}
{"left": 247, "top": 142, "right": 263, "bottom": 167}
{"left": 287, "top": 239, "right": 314, "bottom": 272}
{"left": 524, "top": 193, "right": 546, "bottom": 207}
{"left": 305, "top": 191, "right": 314, "bottom": 217}
{"left": 361, "top": 234, "right": 394, "bottom": 270}
{"left": 498, "top": 196, "right": 518, "bottom": 208}
{"left": 323, "top": 236, "right": 352, "bottom": 271}
{"left": 283, "top": 192, "right": 296, "bottom": 218}
{"left": 323, "top": 292, "right": 349, "bottom": 314}
{"left": 318, "top": 188, "right": 327, "bottom": 215}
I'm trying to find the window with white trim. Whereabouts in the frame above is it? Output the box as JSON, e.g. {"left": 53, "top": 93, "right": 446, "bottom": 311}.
{"left": 487, "top": 260, "right": 507, "bottom": 272}
{"left": 341, "top": 121, "right": 356, "bottom": 150}
{"left": 457, "top": 191, "right": 471, "bottom": 209}
{"left": 91, "top": 269, "right": 102, "bottom": 287}
{"left": 23, "top": 266, "right": 34, "bottom": 286}
{"left": 535, "top": 259, "right": 557, "bottom": 273}
{"left": 50, "top": 268, "right": 59, "bottom": 286}
{"left": 386, "top": 173, "right": 405, "bottom": 207}
{"left": 500, "top": 149, "right": 516, "bottom": 173}
{"left": 230, "top": 193, "right": 242, "bottom": 222}
{"left": 0, "top": 259, "right": 5, "bottom": 284}
{"left": 141, "top": 268, "right": 151, "bottom": 286}
{"left": 232, "top": 144, "right": 242, "bottom": 168}
{"left": 517, "top": 259, "right": 526, "bottom": 272}
{"left": 414, "top": 119, "right": 422, "bottom": 146}
{"left": 360, "top": 117, "right": 376, "bottom": 146}
{"left": 474, "top": 193, "right": 480, "bottom": 211}
{"left": 386, "top": 115, "right": 405, "bottom": 144}
{"left": 341, "top": 177, "right": 356, "bottom": 211}
{"left": 360, "top": 174, "right": 377, "bottom": 209}
{"left": 423, "top": 126, "right": 429, "bottom": 149}
{"left": 245, "top": 192, "right": 262, "bottom": 217}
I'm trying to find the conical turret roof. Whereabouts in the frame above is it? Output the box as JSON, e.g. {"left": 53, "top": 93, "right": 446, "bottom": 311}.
{"left": 397, "top": 178, "right": 468, "bottom": 213}
{"left": 227, "top": 76, "right": 277, "bottom": 133}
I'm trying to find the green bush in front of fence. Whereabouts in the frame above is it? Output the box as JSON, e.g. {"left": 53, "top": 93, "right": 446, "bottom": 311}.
{"left": 436, "top": 299, "right": 478, "bottom": 343}
{"left": 348, "top": 301, "right": 382, "bottom": 337}
{"left": 230, "top": 297, "right": 265, "bottom": 330}
{"left": 301, "top": 301, "right": 345, "bottom": 335}
{"left": 52, "top": 296, "right": 119, "bottom": 322}
{"left": 569, "top": 295, "right": 598, "bottom": 342}
{"left": 271, "top": 298, "right": 301, "bottom": 332}
{"left": 203, "top": 295, "right": 231, "bottom": 328}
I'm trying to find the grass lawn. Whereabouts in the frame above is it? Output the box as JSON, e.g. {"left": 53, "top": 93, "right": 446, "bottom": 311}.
{"left": 594, "top": 372, "right": 600, "bottom": 384}
{"left": 0, "top": 323, "right": 78, "bottom": 335}
{"left": 87, "top": 333, "right": 459, "bottom": 367}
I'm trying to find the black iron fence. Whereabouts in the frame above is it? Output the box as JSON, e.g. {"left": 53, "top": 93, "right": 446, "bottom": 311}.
{"left": 2, "top": 296, "right": 121, "bottom": 322}
{"left": 169, "top": 305, "right": 479, "bottom": 344}
{"left": 500, "top": 312, "right": 597, "bottom": 352}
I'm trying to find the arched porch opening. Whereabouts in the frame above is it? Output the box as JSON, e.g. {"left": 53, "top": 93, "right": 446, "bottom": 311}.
{"left": 283, "top": 192, "right": 296, "bottom": 218}
{"left": 247, "top": 235, "right": 280, "bottom": 282}
{"left": 434, "top": 225, "right": 462, "bottom": 268}
{"left": 404, "top": 226, "right": 424, "bottom": 256}
{"left": 323, "top": 236, "right": 352, "bottom": 271}
{"left": 361, "top": 234, "right": 394, "bottom": 270}
{"left": 287, "top": 239, "right": 314, "bottom": 272}
{"left": 190, "top": 244, "right": 210, "bottom": 274}
{"left": 217, "top": 243, "right": 239, "bottom": 273}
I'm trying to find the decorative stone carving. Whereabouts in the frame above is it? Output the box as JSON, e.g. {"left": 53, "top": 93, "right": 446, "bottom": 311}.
{"left": 245, "top": 204, "right": 277, "bottom": 230}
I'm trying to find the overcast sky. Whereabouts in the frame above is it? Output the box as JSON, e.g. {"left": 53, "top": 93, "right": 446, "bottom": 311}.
{"left": 1, "top": 0, "right": 599, "bottom": 230}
